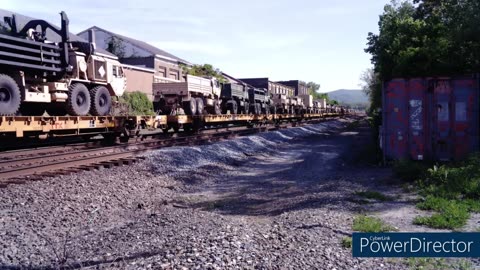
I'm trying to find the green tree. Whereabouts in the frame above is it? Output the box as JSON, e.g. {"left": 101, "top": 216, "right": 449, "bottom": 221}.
{"left": 307, "top": 81, "right": 324, "bottom": 99}
{"left": 364, "top": 0, "right": 480, "bottom": 116}
{"left": 105, "top": 36, "right": 126, "bottom": 58}
{"left": 181, "top": 63, "right": 226, "bottom": 83}
{"left": 360, "top": 68, "right": 382, "bottom": 114}
{"left": 328, "top": 100, "right": 339, "bottom": 105}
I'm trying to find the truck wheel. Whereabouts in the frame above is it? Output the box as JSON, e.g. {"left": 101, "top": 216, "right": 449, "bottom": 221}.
{"left": 183, "top": 99, "right": 197, "bottom": 115}
{"left": 0, "top": 74, "right": 21, "bottom": 116}
{"left": 271, "top": 106, "right": 277, "bottom": 115}
{"left": 243, "top": 102, "right": 249, "bottom": 114}
{"left": 252, "top": 104, "right": 257, "bottom": 115}
{"left": 213, "top": 100, "right": 222, "bottom": 115}
{"left": 228, "top": 100, "right": 238, "bottom": 115}
{"left": 90, "top": 86, "right": 111, "bottom": 116}
{"left": 67, "top": 83, "right": 91, "bottom": 116}
{"left": 195, "top": 98, "right": 204, "bottom": 115}
{"left": 153, "top": 99, "right": 166, "bottom": 114}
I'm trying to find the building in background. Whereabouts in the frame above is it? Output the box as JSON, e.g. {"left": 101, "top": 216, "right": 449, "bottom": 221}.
{"left": 122, "top": 65, "right": 155, "bottom": 100}
{"left": 276, "top": 80, "right": 308, "bottom": 96}
{"left": 239, "top": 78, "right": 294, "bottom": 96}
{"left": 78, "top": 26, "right": 191, "bottom": 99}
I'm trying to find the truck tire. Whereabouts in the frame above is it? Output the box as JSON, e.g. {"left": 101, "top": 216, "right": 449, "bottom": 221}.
{"left": 0, "top": 74, "right": 21, "bottom": 116}
{"left": 254, "top": 103, "right": 260, "bottom": 115}
{"left": 213, "top": 100, "right": 222, "bottom": 115}
{"left": 153, "top": 99, "right": 166, "bottom": 114}
{"left": 183, "top": 99, "right": 197, "bottom": 115}
{"left": 66, "top": 83, "right": 90, "bottom": 116}
{"left": 243, "top": 102, "right": 249, "bottom": 114}
{"left": 228, "top": 100, "right": 238, "bottom": 115}
{"left": 195, "top": 98, "right": 204, "bottom": 115}
{"left": 271, "top": 106, "right": 277, "bottom": 115}
{"left": 90, "top": 86, "right": 112, "bottom": 116}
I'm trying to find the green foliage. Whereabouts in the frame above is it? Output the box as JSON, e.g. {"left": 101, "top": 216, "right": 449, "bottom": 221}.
{"left": 420, "top": 155, "right": 480, "bottom": 199}
{"left": 328, "top": 99, "right": 339, "bottom": 105}
{"left": 364, "top": 0, "right": 480, "bottom": 120}
{"left": 406, "top": 258, "right": 449, "bottom": 270}
{"left": 119, "top": 91, "right": 154, "bottom": 115}
{"left": 105, "top": 36, "right": 126, "bottom": 58}
{"left": 360, "top": 68, "right": 382, "bottom": 114}
{"left": 307, "top": 82, "right": 323, "bottom": 99}
{"left": 413, "top": 201, "right": 470, "bottom": 229}
{"left": 352, "top": 215, "right": 396, "bottom": 232}
{"left": 181, "top": 63, "right": 226, "bottom": 83}
{"left": 410, "top": 154, "right": 480, "bottom": 229}
{"left": 354, "top": 190, "right": 393, "bottom": 202}
{"left": 341, "top": 237, "right": 352, "bottom": 249}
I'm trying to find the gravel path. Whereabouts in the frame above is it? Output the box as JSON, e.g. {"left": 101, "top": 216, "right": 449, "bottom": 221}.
{"left": 0, "top": 118, "right": 410, "bottom": 269}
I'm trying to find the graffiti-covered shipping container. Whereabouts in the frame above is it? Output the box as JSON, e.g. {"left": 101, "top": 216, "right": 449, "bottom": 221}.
{"left": 382, "top": 76, "right": 479, "bottom": 161}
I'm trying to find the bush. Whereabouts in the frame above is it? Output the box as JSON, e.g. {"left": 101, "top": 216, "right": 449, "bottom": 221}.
{"left": 412, "top": 155, "right": 480, "bottom": 229}
{"left": 119, "top": 91, "right": 154, "bottom": 115}
{"left": 420, "top": 155, "right": 480, "bottom": 199}
{"left": 413, "top": 202, "right": 470, "bottom": 229}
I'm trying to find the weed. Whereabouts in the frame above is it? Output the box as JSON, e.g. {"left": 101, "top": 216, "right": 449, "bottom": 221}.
{"left": 341, "top": 236, "right": 352, "bottom": 249}
{"left": 408, "top": 154, "right": 480, "bottom": 230}
{"left": 416, "top": 196, "right": 451, "bottom": 211}
{"left": 354, "top": 190, "right": 393, "bottom": 201}
{"left": 413, "top": 202, "right": 470, "bottom": 229}
{"left": 352, "top": 215, "right": 396, "bottom": 232}
{"left": 456, "top": 259, "right": 473, "bottom": 270}
{"left": 406, "top": 258, "right": 449, "bottom": 270}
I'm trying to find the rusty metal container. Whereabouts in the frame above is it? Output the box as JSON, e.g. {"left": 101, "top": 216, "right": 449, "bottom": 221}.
{"left": 382, "top": 76, "right": 479, "bottom": 161}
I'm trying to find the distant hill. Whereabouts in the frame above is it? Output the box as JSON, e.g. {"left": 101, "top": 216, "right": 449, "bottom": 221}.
{"left": 325, "top": 89, "right": 369, "bottom": 105}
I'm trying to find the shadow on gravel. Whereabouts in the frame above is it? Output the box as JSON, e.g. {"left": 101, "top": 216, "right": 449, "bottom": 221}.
{"left": 187, "top": 119, "right": 397, "bottom": 217}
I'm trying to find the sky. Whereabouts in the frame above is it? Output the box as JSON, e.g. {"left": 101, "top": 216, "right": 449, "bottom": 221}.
{"left": 3, "top": 0, "right": 388, "bottom": 92}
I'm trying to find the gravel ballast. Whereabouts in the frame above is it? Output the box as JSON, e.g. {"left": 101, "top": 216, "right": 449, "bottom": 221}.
{"left": 0, "top": 118, "right": 408, "bottom": 269}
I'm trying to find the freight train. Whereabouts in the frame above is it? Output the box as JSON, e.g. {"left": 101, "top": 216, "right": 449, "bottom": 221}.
{"left": 0, "top": 11, "right": 353, "bottom": 142}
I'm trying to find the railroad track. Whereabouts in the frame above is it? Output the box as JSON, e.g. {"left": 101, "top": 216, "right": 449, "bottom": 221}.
{"left": 0, "top": 117, "right": 335, "bottom": 188}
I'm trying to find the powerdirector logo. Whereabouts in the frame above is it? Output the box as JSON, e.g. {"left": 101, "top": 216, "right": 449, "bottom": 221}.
{"left": 353, "top": 233, "right": 480, "bottom": 257}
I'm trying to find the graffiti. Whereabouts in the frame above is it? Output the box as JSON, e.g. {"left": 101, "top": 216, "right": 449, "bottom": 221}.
{"left": 409, "top": 100, "right": 422, "bottom": 131}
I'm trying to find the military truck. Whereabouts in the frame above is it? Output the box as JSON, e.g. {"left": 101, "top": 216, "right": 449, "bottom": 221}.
{"left": 247, "top": 87, "right": 274, "bottom": 115}
{"left": 0, "top": 11, "right": 126, "bottom": 116}
{"left": 298, "top": 94, "right": 313, "bottom": 113}
{"left": 221, "top": 83, "right": 249, "bottom": 114}
{"left": 153, "top": 74, "right": 222, "bottom": 115}
{"left": 288, "top": 96, "right": 305, "bottom": 114}
{"left": 271, "top": 93, "right": 290, "bottom": 114}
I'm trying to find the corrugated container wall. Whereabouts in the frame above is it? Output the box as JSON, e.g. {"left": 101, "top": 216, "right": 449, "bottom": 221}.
{"left": 382, "top": 77, "right": 479, "bottom": 161}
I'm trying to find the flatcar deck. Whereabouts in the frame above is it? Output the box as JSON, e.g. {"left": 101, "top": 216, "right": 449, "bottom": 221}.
{"left": 0, "top": 115, "right": 167, "bottom": 138}
{"left": 0, "top": 113, "right": 341, "bottom": 139}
